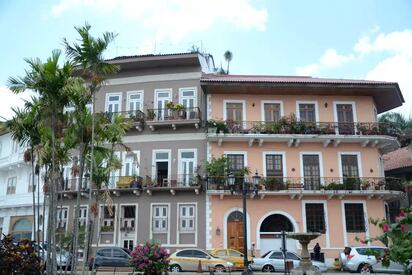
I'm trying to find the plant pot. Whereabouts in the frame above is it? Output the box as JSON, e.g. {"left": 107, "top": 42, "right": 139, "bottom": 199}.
{"left": 208, "top": 127, "right": 217, "bottom": 134}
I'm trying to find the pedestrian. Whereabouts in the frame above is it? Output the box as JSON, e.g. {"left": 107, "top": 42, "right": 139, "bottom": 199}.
{"left": 314, "top": 242, "right": 321, "bottom": 261}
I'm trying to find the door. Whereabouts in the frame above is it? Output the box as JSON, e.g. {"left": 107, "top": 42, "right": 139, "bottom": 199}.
{"left": 226, "top": 102, "right": 244, "bottom": 131}
{"left": 180, "top": 89, "right": 197, "bottom": 119}
{"left": 155, "top": 90, "right": 171, "bottom": 120}
{"left": 228, "top": 220, "right": 244, "bottom": 252}
{"left": 127, "top": 92, "right": 143, "bottom": 114}
{"left": 336, "top": 104, "right": 354, "bottom": 134}
{"left": 341, "top": 154, "right": 360, "bottom": 187}
{"left": 269, "top": 251, "right": 285, "bottom": 271}
{"left": 156, "top": 162, "right": 168, "bottom": 185}
{"left": 123, "top": 240, "right": 134, "bottom": 251}
{"left": 302, "top": 155, "right": 321, "bottom": 190}
{"left": 106, "top": 94, "right": 121, "bottom": 113}
{"left": 264, "top": 103, "right": 281, "bottom": 122}
{"left": 265, "top": 154, "right": 284, "bottom": 185}
{"left": 179, "top": 151, "right": 196, "bottom": 186}
{"left": 112, "top": 248, "right": 130, "bottom": 267}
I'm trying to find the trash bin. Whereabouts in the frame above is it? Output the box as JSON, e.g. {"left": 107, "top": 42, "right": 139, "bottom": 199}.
{"left": 286, "top": 260, "right": 294, "bottom": 272}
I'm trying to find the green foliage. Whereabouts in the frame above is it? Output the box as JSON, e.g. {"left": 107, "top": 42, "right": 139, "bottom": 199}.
{"left": 358, "top": 208, "right": 412, "bottom": 273}
{"left": 206, "top": 156, "right": 227, "bottom": 177}
{"left": 379, "top": 112, "right": 412, "bottom": 146}
{"left": 0, "top": 234, "right": 43, "bottom": 275}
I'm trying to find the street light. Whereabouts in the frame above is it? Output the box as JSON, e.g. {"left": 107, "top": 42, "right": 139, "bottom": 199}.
{"left": 241, "top": 170, "right": 260, "bottom": 275}
{"left": 227, "top": 171, "right": 236, "bottom": 194}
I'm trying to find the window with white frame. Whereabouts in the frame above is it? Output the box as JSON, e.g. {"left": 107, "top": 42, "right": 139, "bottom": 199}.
{"left": 28, "top": 173, "right": 36, "bottom": 193}
{"left": 7, "top": 177, "right": 17, "bottom": 194}
{"left": 298, "top": 103, "right": 317, "bottom": 122}
{"left": 179, "top": 150, "right": 196, "bottom": 186}
{"left": 152, "top": 205, "right": 168, "bottom": 232}
{"left": 106, "top": 94, "right": 121, "bottom": 113}
{"left": 179, "top": 204, "right": 195, "bottom": 231}
{"left": 127, "top": 92, "right": 143, "bottom": 112}
{"left": 57, "top": 208, "right": 68, "bottom": 231}
{"left": 75, "top": 206, "right": 88, "bottom": 227}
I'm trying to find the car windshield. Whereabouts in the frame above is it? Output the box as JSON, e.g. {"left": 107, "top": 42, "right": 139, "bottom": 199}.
{"left": 261, "top": 251, "right": 271, "bottom": 258}
{"left": 122, "top": 248, "right": 131, "bottom": 255}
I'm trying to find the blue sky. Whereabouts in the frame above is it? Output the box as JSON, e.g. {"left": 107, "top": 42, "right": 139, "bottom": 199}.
{"left": 0, "top": 0, "right": 411, "bottom": 119}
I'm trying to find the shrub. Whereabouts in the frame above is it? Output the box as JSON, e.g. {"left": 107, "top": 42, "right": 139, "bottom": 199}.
{"left": 130, "top": 241, "right": 169, "bottom": 275}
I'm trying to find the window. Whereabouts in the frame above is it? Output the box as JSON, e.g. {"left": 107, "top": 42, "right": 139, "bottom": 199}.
{"left": 341, "top": 155, "right": 360, "bottom": 184}
{"left": 7, "top": 177, "right": 17, "bottom": 194}
{"left": 97, "top": 248, "right": 112, "bottom": 257}
{"left": 57, "top": 208, "right": 68, "bottom": 230}
{"left": 75, "top": 206, "right": 87, "bottom": 227}
{"left": 180, "top": 88, "right": 197, "bottom": 110}
{"left": 305, "top": 203, "right": 326, "bottom": 233}
{"left": 179, "top": 204, "right": 195, "bottom": 231}
{"left": 286, "top": 252, "right": 300, "bottom": 260}
{"left": 344, "top": 203, "right": 365, "bottom": 232}
{"left": 298, "top": 103, "right": 316, "bottom": 122}
{"left": 152, "top": 205, "right": 168, "bottom": 232}
{"left": 226, "top": 102, "right": 243, "bottom": 122}
{"left": 302, "top": 154, "right": 321, "bottom": 190}
{"left": 179, "top": 150, "right": 196, "bottom": 186}
{"left": 106, "top": 94, "right": 121, "bottom": 113}
{"left": 269, "top": 252, "right": 284, "bottom": 259}
{"left": 28, "top": 173, "right": 36, "bottom": 193}
{"left": 264, "top": 103, "right": 281, "bottom": 122}
{"left": 229, "top": 250, "right": 242, "bottom": 257}
{"left": 113, "top": 248, "right": 128, "bottom": 258}
{"left": 216, "top": 250, "right": 227, "bottom": 257}
{"left": 227, "top": 154, "right": 245, "bottom": 174}
{"left": 176, "top": 250, "right": 193, "bottom": 257}
{"left": 192, "top": 250, "right": 209, "bottom": 258}
{"left": 265, "top": 154, "right": 283, "bottom": 177}
{"left": 336, "top": 103, "right": 355, "bottom": 134}
{"left": 127, "top": 92, "right": 143, "bottom": 112}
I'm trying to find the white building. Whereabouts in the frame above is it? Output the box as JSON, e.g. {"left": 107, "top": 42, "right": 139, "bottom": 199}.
{"left": 0, "top": 131, "right": 45, "bottom": 240}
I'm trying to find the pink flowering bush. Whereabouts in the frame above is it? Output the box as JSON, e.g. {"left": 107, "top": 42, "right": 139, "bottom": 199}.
{"left": 356, "top": 207, "right": 411, "bottom": 274}
{"left": 130, "top": 241, "right": 170, "bottom": 275}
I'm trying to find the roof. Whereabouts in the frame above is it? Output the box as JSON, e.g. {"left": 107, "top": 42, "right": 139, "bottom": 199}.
{"left": 201, "top": 74, "right": 399, "bottom": 85}
{"left": 201, "top": 74, "right": 404, "bottom": 113}
{"left": 384, "top": 147, "right": 412, "bottom": 171}
{"left": 107, "top": 52, "right": 198, "bottom": 61}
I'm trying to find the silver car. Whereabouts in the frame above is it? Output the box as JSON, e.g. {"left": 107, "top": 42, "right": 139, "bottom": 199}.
{"left": 340, "top": 246, "right": 405, "bottom": 273}
{"left": 251, "top": 250, "right": 327, "bottom": 273}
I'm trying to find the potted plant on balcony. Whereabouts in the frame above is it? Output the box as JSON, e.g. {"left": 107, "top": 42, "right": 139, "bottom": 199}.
{"left": 206, "top": 156, "right": 227, "bottom": 189}
{"left": 129, "top": 111, "right": 145, "bottom": 131}
{"left": 174, "top": 103, "right": 186, "bottom": 119}
{"left": 100, "top": 225, "right": 114, "bottom": 232}
{"left": 146, "top": 109, "right": 156, "bottom": 121}
{"left": 361, "top": 180, "right": 371, "bottom": 190}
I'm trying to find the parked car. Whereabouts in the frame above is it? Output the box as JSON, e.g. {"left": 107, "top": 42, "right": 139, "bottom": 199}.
{"left": 35, "top": 243, "right": 72, "bottom": 270}
{"left": 209, "top": 248, "right": 253, "bottom": 268}
{"left": 168, "top": 248, "right": 234, "bottom": 272}
{"left": 340, "top": 246, "right": 406, "bottom": 273}
{"left": 251, "top": 250, "right": 327, "bottom": 273}
{"left": 89, "top": 247, "right": 131, "bottom": 270}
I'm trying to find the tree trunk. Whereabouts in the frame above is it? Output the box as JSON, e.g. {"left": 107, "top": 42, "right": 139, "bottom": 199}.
{"left": 31, "top": 148, "right": 36, "bottom": 243}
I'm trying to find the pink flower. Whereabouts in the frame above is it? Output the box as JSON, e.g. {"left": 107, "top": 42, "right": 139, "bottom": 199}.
{"left": 400, "top": 224, "right": 407, "bottom": 231}
{"left": 360, "top": 239, "right": 366, "bottom": 244}
{"left": 383, "top": 223, "right": 389, "bottom": 232}
{"left": 399, "top": 210, "right": 406, "bottom": 217}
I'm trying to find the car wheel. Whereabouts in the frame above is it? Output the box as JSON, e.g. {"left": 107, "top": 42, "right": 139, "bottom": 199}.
{"left": 262, "top": 264, "right": 275, "bottom": 272}
{"left": 313, "top": 265, "right": 320, "bottom": 272}
{"left": 169, "top": 264, "right": 182, "bottom": 272}
{"left": 214, "top": 265, "right": 225, "bottom": 273}
{"left": 357, "top": 263, "right": 373, "bottom": 273}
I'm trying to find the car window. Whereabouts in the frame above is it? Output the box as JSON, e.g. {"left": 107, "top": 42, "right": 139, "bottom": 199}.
{"left": 97, "top": 248, "right": 112, "bottom": 257}
{"left": 357, "top": 248, "right": 385, "bottom": 256}
{"left": 261, "top": 251, "right": 271, "bottom": 258}
{"left": 193, "top": 250, "right": 209, "bottom": 259}
{"left": 286, "top": 252, "right": 300, "bottom": 260}
{"left": 113, "top": 249, "right": 128, "bottom": 258}
{"left": 215, "top": 250, "right": 227, "bottom": 257}
{"left": 122, "top": 248, "right": 131, "bottom": 255}
{"left": 229, "top": 250, "right": 242, "bottom": 257}
{"left": 269, "top": 252, "right": 284, "bottom": 259}
{"left": 176, "top": 250, "right": 193, "bottom": 257}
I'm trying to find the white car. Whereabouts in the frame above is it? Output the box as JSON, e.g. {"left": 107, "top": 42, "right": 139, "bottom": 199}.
{"left": 340, "top": 246, "right": 405, "bottom": 273}
{"left": 251, "top": 250, "right": 327, "bottom": 273}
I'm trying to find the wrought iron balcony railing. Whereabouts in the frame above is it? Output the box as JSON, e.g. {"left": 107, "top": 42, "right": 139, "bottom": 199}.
{"left": 146, "top": 107, "right": 201, "bottom": 122}
{"left": 207, "top": 120, "right": 401, "bottom": 137}
{"left": 206, "top": 176, "right": 404, "bottom": 192}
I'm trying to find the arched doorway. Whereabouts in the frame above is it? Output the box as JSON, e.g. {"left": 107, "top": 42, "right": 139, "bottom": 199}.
{"left": 227, "top": 211, "right": 244, "bottom": 252}
{"left": 12, "top": 218, "right": 32, "bottom": 240}
{"left": 259, "top": 213, "right": 296, "bottom": 254}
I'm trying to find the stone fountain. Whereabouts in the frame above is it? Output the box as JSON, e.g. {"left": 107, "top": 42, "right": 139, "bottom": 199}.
{"left": 287, "top": 232, "right": 321, "bottom": 275}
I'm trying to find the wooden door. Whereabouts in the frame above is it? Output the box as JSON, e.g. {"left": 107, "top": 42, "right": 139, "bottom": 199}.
{"left": 302, "top": 154, "right": 321, "bottom": 190}
{"left": 227, "top": 220, "right": 244, "bottom": 253}
{"left": 337, "top": 104, "right": 354, "bottom": 134}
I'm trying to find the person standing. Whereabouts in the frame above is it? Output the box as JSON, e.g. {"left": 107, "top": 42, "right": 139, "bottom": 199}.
{"left": 314, "top": 243, "right": 321, "bottom": 261}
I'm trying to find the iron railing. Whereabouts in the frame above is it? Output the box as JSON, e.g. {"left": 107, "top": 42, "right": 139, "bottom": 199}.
{"left": 206, "top": 176, "right": 404, "bottom": 192}
{"left": 207, "top": 120, "right": 401, "bottom": 137}
{"left": 60, "top": 174, "right": 201, "bottom": 191}
{"left": 102, "top": 110, "right": 145, "bottom": 122}
{"left": 146, "top": 107, "right": 200, "bottom": 122}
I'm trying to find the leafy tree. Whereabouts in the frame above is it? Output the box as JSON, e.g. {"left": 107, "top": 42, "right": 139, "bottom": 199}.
{"left": 379, "top": 112, "right": 412, "bottom": 146}
{"left": 224, "top": 50, "right": 233, "bottom": 74}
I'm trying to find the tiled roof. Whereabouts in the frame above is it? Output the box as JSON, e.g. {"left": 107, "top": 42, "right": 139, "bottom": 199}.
{"left": 107, "top": 52, "right": 197, "bottom": 61}
{"left": 201, "top": 74, "right": 397, "bottom": 85}
{"left": 384, "top": 147, "right": 412, "bottom": 171}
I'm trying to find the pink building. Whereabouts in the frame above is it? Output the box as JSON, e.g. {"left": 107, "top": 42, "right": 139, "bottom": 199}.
{"left": 202, "top": 74, "right": 405, "bottom": 265}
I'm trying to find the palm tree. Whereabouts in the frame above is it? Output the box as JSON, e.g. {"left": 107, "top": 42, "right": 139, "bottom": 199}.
{"left": 63, "top": 23, "right": 119, "bottom": 273}
{"left": 8, "top": 50, "right": 73, "bottom": 274}
{"left": 224, "top": 50, "right": 233, "bottom": 74}
{"left": 379, "top": 112, "right": 412, "bottom": 146}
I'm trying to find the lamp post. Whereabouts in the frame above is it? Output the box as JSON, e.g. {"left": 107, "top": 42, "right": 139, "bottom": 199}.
{"left": 241, "top": 170, "right": 260, "bottom": 275}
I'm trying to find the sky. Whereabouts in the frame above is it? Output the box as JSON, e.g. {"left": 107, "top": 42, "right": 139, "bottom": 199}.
{"left": 0, "top": 0, "right": 411, "bottom": 120}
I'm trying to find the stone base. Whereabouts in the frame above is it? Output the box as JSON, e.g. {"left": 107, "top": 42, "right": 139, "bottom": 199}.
{"left": 290, "top": 266, "right": 321, "bottom": 275}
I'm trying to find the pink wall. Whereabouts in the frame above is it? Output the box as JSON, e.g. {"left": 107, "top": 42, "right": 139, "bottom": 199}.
{"left": 210, "top": 142, "right": 382, "bottom": 178}
{"left": 209, "top": 94, "right": 377, "bottom": 122}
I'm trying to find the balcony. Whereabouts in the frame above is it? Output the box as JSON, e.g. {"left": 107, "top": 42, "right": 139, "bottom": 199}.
{"left": 207, "top": 120, "right": 401, "bottom": 153}
{"left": 146, "top": 107, "right": 201, "bottom": 131}
{"left": 59, "top": 175, "right": 202, "bottom": 197}
{"left": 206, "top": 176, "right": 405, "bottom": 200}
{"left": 103, "top": 110, "right": 145, "bottom": 131}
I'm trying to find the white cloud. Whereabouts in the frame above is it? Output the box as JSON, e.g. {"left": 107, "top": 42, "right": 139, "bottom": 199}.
{"left": 0, "top": 86, "right": 34, "bottom": 121}
{"left": 296, "top": 49, "right": 354, "bottom": 75}
{"left": 51, "top": 0, "right": 268, "bottom": 53}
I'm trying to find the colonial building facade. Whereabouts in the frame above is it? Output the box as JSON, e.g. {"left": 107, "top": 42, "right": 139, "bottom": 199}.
{"left": 202, "top": 74, "right": 404, "bottom": 264}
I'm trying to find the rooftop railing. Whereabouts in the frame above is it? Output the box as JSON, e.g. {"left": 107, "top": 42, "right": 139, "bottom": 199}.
{"left": 207, "top": 120, "right": 401, "bottom": 137}
{"left": 206, "top": 176, "right": 404, "bottom": 192}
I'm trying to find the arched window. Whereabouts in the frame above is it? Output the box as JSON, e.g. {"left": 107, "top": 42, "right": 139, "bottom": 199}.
{"left": 227, "top": 211, "right": 243, "bottom": 222}
{"left": 260, "top": 214, "right": 293, "bottom": 232}
{"left": 12, "top": 218, "right": 32, "bottom": 240}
